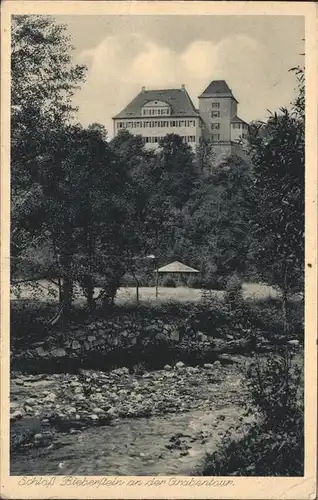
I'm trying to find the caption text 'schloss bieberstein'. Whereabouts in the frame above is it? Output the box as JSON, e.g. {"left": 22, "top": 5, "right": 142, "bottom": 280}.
{"left": 18, "top": 476, "right": 235, "bottom": 488}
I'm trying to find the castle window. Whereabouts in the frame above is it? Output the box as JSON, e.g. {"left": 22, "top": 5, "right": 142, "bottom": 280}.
{"left": 211, "top": 123, "right": 220, "bottom": 130}
{"left": 212, "top": 102, "right": 220, "bottom": 108}
{"left": 211, "top": 111, "right": 220, "bottom": 118}
{"left": 232, "top": 123, "right": 241, "bottom": 129}
{"left": 211, "top": 134, "right": 220, "bottom": 141}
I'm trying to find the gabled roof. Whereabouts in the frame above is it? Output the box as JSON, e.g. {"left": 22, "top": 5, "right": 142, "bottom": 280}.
{"left": 113, "top": 88, "right": 199, "bottom": 119}
{"left": 199, "top": 80, "right": 238, "bottom": 102}
{"left": 231, "top": 115, "right": 249, "bottom": 125}
{"left": 157, "top": 261, "right": 199, "bottom": 273}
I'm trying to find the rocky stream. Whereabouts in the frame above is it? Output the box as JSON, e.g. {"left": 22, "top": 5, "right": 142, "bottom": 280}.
{"left": 10, "top": 358, "right": 256, "bottom": 475}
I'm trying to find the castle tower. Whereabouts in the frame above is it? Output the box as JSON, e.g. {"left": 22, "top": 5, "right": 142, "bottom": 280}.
{"left": 198, "top": 80, "right": 238, "bottom": 142}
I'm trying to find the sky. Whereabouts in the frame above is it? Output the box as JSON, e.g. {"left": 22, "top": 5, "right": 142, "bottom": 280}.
{"left": 55, "top": 15, "right": 304, "bottom": 138}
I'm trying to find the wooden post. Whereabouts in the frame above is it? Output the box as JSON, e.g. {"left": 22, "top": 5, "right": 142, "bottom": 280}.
{"left": 155, "top": 268, "right": 159, "bottom": 298}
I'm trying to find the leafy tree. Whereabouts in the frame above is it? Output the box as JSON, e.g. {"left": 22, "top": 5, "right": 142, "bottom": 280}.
{"left": 180, "top": 155, "right": 254, "bottom": 286}
{"left": 11, "top": 15, "right": 86, "bottom": 279}
{"left": 248, "top": 69, "right": 305, "bottom": 325}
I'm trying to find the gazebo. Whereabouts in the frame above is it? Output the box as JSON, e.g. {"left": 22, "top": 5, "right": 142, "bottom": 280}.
{"left": 155, "top": 260, "right": 199, "bottom": 295}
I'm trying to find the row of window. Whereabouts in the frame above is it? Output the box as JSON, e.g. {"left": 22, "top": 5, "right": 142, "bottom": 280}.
{"left": 117, "top": 119, "right": 196, "bottom": 129}
{"left": 143, "top": 136, "right": 196, "bottom": 144}
{"left": 142, "top": 108, "right": 170, "bottom": 116}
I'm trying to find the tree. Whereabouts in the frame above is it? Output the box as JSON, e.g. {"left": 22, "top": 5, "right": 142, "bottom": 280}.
{"left": 248, "top": 69, "right": 305, "bottom": 326}
{"left": 180, "top": 154, "right": 254, "bottom": 285}
{"left": 11, "top": 15, "right": 86, "bottom": 280}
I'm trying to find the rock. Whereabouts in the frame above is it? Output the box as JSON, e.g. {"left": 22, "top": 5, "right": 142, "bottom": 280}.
{"left": 35, "top": 347, "right": 48, "bottom": 357}
{"left": 24, "top": 406, "right": 34, "bottom": 414}
{"left": 175, "top": 361, "right": 185, "bottom": 369}
{"left": 71, "top": 340, "right": 81, "bottom": 350}
{"left": 288, "top": 339, "right": 300, "bottom": 346}
{"left": 90, "top": 414, "right": 99, "bottom": 421}
{"left": 214, "top": 360, "right": 221, "bottom": 367}
{"left": 43, "top": 392, "right": 57, "bottom": 403}
{"left": 51, "top": 348, "right": 66, "bottom": 358}
{"left": 164, "top": 364, "right": 172, "bottom": 371}
{"left": 87, "top": 335, "right": 96, "bottom": 342}
{"left": 10, "top": 410, "right": 25, "bottom": 420}
{"left": 25, "top": 398, "right": 36, "bottom": 406}
{"left": 34, "top": 433, "right": 43, "bottom": 441}
{"left": 142, "top": 372, "right": 151, "bottom": 379}
{"left": 15, "top": 379, "right": 25, "bottom": 386}
{"left": 107, "top": 407, "right": 118, "bottom": 418}
{"left": 170, "top": 330, "right": 180, "bottom": 342}
{"left": 203, "top": 363, "right": 214, "bottom": 369}
{"left": 92, "top": 407, "right": 105, "bottom": 415}
{"left": 121, "top": 367, "right": 129, "bottom": 375}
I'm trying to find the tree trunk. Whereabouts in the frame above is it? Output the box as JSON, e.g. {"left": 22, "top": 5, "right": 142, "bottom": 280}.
{"left": 62, "top": 275, "right": 73, "bottom": 320}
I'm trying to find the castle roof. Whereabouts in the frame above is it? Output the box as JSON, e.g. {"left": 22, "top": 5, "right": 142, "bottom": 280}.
{"left": 231, "top": 115, "right": 249, "bottom": 125}
{"left": 113, "top": 87, "right": 200, "bottom": 119}
{"left": 199, "top": 80, "right": 238, "bottom": 102}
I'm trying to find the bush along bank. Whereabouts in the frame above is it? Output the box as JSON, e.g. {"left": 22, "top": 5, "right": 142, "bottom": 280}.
{"left": 201, "top": 348, "right": 304, "bottom": 476}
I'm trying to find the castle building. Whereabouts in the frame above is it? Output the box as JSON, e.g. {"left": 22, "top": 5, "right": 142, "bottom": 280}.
{"left": 112, "top": 80, "right": 249, "bottom": 162}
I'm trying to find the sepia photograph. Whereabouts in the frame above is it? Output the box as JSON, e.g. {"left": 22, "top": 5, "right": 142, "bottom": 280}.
{"left": 1, "top": 1, "right": 317, "bottom": 498}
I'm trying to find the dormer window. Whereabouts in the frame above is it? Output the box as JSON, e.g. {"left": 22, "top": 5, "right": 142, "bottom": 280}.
{"left": 141, "top": 100, "right": 171, "bottom": 117}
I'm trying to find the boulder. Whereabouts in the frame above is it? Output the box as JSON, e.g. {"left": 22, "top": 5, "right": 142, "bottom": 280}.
{"left": 71, "top": 340, "right": 81, "bottom": 350}
{"left": 175, "top": 361, "right": 185, "bottom": 369}
{"left": 51, "top": 348, "right": 66, "bottom": 358}
{"left": 164, "top": 364, "right": 172, "bottom": 371}
{"left": 203, "top": 363, "right": 214, "bottom": 369}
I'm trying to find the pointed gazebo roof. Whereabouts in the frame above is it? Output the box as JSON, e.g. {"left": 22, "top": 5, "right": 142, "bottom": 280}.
{"left": 157, "top": 261, "right": 199, "bottom": 273}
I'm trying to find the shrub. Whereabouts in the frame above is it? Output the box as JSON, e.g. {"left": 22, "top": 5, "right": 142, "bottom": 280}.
{"left": 224, "top": 273, "right": 243, "bottom": 305}
{"left": 245, "top": 349, "right": 303, "bottom": 428}
{"left": 202, "top": 348, "right": 304, "bottom": 476}
{"left": 162, "top": 277, "right": 176, "bottom": 288}
{"left": 187, "top": 276, "right": 203, "bottom": 289}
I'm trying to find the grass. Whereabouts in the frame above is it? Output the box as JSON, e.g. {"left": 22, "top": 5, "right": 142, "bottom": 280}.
{"left": 11, "top": 281, "right": 281, "bottom": 305}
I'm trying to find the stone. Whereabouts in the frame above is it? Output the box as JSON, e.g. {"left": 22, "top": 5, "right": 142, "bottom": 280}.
{"left": 170, "top": 330, "right": 180, "bottom": 342}
{"left": 288, "top": 339, "right": 300, "bottom": 346}
{"left": 15, "top": 379, "right": 25, "bottom": 386}
{"left": 107, "top": 407, "right": 118, "bottom": 418}
{"left": 10, "top": 409, "right": 25, "bottom": 420}
{"left": 92, "top": 407, "right": 105, "bottom": 415}
{"left": 90, "top": 414, "right": 99, "bottom": 420}
{"left": 203, "top": 363, "right": 214, "bottom": 369}
{"left": 175, "top": 361, "right": 185, "bottom": 369}
{"left": 35, "top": 346, "right": 48, "bottom": 357}
{"left": 71, "top": 340, "right": 81, "bottom": 350}
{"left": 34, "top": 433, "right": 43, "bottom": 441}
{"left": 51, "top": 348, "right": 66, "bottom": 358}
{"left": 25, "top": 398, "right": 36, "bottom": 406}
{"left": 164, "top": 365, "right": 172, "bottom": 371}
{"left": 44, "top": 392, "right": 57, "bottom": 403}
{"left": 214, "top": 360, "right": 221, "bottom": 367}
{"left": 87, "top": 335, "right": 96, "bottom": 342}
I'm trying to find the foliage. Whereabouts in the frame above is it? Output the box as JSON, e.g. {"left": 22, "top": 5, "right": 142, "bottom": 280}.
{"left": 224, "top": 273, "right": 243, "bottom": 305}
{"left": 11, "top": 15, "right": 86, "bottom": 275}
{"left": 162, "top": 277, "right": 176, "bottom": 288}
{"left": 248, "top": 67, "right": 305, "bottom": 307}
{"left": 245, "top": 350, "right": 303, "bottom": 428}
{"left": 202, "top": 349, "right": 304, "bottom": 476}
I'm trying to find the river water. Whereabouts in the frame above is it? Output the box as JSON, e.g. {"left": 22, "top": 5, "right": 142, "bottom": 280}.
{"left": 11, "top": 404, "right": 251, "bottom": 476}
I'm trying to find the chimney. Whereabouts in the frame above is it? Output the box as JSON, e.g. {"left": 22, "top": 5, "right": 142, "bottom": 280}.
{"left": 141, "top": 86, "right": 146, "bottom": 92}
{"left": 181, "top": 84, "right": 185, "bottom": 90}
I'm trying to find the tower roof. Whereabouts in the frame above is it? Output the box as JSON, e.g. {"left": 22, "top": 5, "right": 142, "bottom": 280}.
{"left": 198, "top": 80, "right": 238, "bottom": 102}
{"left": 113, "top": 87, "right": 199, "bottom": 119}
